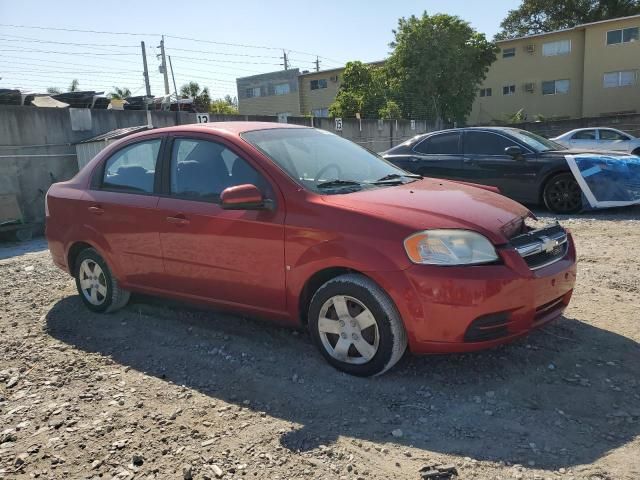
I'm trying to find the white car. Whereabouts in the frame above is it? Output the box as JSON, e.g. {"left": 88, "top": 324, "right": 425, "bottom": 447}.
{"left": 551, "top": 128, "right": 640, "bottom": 155}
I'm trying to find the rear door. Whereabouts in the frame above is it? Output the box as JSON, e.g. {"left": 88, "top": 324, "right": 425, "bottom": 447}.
{"left": 568, "top": 129, "right": 598, "bottom": 149}
{"left": 461, "top": 130, "right": 542, "bottom": 202}
{"left": 403, "top": 132, "right": 464, "bottom": 180}
{"left": 156, "top": 134, "right": 287, "bottom": 315}
{"left": 598, "top": 129, "right": 632, "bottom": 152}
{"left": 84, "top": 136, "right": 166, "bottom": 288}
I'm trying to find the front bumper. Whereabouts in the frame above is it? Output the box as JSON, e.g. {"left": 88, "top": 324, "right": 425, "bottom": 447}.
{"left": 374, "top": 233, "right": 577, "bottom": 354}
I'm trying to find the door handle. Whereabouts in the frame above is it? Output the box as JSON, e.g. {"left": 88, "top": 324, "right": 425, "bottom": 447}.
{"left": 88, "top": 205, "right": 104, "bottom": 215}
{"left": 166, "top": 215, "right": 190, "bottom": 226}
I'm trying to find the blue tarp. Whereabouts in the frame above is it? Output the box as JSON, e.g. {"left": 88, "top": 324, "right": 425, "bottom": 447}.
{"left": 565, "top": 153, "right": 640, "bottom": 209}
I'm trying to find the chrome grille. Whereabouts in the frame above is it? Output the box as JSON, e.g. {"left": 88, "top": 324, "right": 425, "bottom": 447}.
{"left": 510, "top": 224, "right": 568, "bottom": 270}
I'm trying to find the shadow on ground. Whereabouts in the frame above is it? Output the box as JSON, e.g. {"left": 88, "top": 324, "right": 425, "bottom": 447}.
{"left": 45, "top": 293, "right": 640, "bottom": 470}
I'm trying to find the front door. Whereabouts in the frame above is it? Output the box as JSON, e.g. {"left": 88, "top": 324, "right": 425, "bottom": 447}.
{"left": 462, "top": 130, "right": 543, "bottom": 202}
{"left": 568, "top": 129, "right": 597, "bottom": 149}
{"left": 156, "top": 135, "right": 287, "bottom": 315}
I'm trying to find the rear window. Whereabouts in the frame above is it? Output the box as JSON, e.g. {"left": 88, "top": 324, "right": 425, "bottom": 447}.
{"left": 102, "top": 139, "right": 161, "bottom": 193}
{"left": 414, "top": 133, "right": 460, "bottom": 155}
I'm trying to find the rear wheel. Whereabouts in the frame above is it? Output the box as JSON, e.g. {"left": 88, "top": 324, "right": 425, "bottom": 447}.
{"left": 543, "top": 173, "right": 582, "bottom": 214}
{"left": 308, "top": 274, "right": 407, "bottom": 376}
{"left": 74, "top": 248, "right": 130, "bottom": 313}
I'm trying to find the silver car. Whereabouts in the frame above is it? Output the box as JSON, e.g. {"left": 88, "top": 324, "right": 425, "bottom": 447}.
{"left": 551, "top": 128, "right": 640, "bottom": 155}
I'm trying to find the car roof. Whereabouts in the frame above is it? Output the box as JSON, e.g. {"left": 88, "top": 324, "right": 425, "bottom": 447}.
{"left": 148, "top": 121, "right": 309, "bottom": 136}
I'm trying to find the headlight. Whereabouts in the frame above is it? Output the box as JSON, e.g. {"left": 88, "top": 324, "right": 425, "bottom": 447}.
{"left": 404, "top": 230, "right": 499, "bottom": 265}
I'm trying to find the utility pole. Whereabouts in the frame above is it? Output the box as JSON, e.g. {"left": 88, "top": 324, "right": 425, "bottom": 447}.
{"left": 140, "top": 41, "right": 151, "bottom": 98}
{"left": 282, "top": 50, "right": 289, "bottom": 70}
{"left": 314, "top": 56, "right": 320, "bottom": 72}
{"left": 168, "top": 55, "right": 180, "bottom": 116}
{"left": 158, "top": 36, "right": 170, "bottom": 95}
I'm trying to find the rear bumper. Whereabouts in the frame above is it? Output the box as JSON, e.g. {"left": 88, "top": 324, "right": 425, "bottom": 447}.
{"left": 45, "top": 217, "right": 70, "bottom": 273}
{"left": 372, "top": 234, "right": 577, "bottom": 354}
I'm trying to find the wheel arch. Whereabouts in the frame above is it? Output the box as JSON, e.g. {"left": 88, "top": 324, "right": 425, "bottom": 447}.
{"left": 67, "top": 241, "right": 95, "bottom": 274}
{"left": 631, "top": 147, "right": 640, "bottom": 156}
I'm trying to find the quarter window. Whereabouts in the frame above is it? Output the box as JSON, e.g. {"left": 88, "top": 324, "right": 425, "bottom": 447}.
{"left": 542, "top": 39, "right": 571, "bottom": 56}
{"left": 606, "top": 27, "right": 639, "bottom": 45}
{"left": 414, "top": 133, "right": 460, "bottom": 155}
{"left": 170, "top": 139, "right": 267, "bottom": 202}
{"left": 542, "top": 79, "right": 570, "bottom": 95}
{"left": 102, "top": 139, "right": 161, "bottom": 193}
{"left": 503, "top": 84, "right": 516, "bottom": 95}
{"left": 502, "top": 47, "right": 516, "bottom": 58}
{"left": 603, "top": 70, "right": 636, "bottom": 88}
{"left": 463, "top": 131, "right": 519, "bottom": 156}
{"left": 310, "top": 79, "right": 328, "bottom": 90}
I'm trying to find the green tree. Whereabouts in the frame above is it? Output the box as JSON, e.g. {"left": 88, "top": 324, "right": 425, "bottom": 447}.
{"left": 180, "top": 81, "right": 211, "bottom": 112}
{"left": 329, "top": 61, "right": 387, "bottom": 118}
{"left": 209, "top": 95, "right": 239, "bottom": 114}
{"left": 47, "top": 87, "right": 62, "bottom": 95}
{"left": 385, "top": 12, "right": 498, "bottom": 123}
{"left": 378, "top": 100, "right": 402, "bottom": 119}
{"left": 496, "top": 0, "right": 640, "bottom": 39}
{"left": 68, "top": 79, "right": 80, "bottom": 92}
{"left": 110, "top": 86, "right": 132, "bottom": 99}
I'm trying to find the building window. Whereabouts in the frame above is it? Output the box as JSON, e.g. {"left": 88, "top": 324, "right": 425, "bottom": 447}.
{"left": 606, "top": 27, "right": 639, "bottom": 45}
{"left": 502, "top": 84, "right": 516, "bottom": 95}
{"left": 311, "top": 107, "right": 329, "bottom": 117}
{"left": 542, "top": 39, "right": 571, "bottom": 56}
{"left": 274, "top": 83, "right": 290, "bottom": 95}
{"left": 542, "top": 79, "right": 570, "bottom": 95}
{"left": 603, "top": 70, "right": 636, "bottom": 88}
{"left": 502, "top": 47, "right": 516, "bottom": 58}
{"left": 479, "top": 87, "right": 492, "bottom": 97}
{"left": 245, "top": 87, "right": 261, "bottom": 98}
{"left": 310, "top": 79, "right": 328, "bottom": 90}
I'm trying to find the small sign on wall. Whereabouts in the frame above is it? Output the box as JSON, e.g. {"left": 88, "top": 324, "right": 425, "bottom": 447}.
{"left": 335, "top": 117, "right": 343, "bottom": 131}
{"left": 410, "top": 119, "right": 416, "bottom": 130}
{"left": 196, "top": 113, "right": 210, "bottom": 123}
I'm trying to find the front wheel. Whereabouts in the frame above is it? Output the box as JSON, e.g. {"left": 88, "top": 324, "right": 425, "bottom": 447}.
{"left": 74, "top": 248, "right": 130, "bottom": 313}
{"left": 543, "top": 172, "right": 583, "bottom": 214}
{"left": 308, "top": 274, "right": 407, "bottom": 376}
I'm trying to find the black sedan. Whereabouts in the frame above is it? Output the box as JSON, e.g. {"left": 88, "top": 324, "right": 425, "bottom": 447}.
{"left": 382, "top": 127, "right": 583, "bottom": 213}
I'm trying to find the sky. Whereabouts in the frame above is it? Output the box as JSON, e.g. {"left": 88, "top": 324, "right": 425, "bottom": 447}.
{"left": 0, "top": 0, "right": 521, "bottom": 100}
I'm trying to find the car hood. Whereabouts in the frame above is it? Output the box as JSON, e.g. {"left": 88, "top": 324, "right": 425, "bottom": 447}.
{"left": 320, "top": 178, "right": 530, "bottom": 244}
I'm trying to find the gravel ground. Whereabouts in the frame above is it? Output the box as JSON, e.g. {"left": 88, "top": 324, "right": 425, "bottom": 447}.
{"left": 1, "top": 206, "right": 639, "bottom": 480}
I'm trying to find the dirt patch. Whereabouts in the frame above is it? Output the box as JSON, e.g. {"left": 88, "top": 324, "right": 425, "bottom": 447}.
{"left": 1, "top": 206, "right": 639, "bottom": 479}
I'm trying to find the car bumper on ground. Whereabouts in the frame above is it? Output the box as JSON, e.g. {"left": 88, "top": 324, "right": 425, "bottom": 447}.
{"left": 374, "top": 234, "right": 577, "bottom": 354}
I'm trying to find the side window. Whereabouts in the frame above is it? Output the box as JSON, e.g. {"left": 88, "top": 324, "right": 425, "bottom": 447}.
{"left": 414, "top": 133, "right": 460, "bottom": 155}
{"left": 102, "top": 139, "right": 161, "bottom": 193}
{"left": 463, "top": 131, "right": 519, "bottom": 156}
{"left": 572, "top": 130, "right": 596, "bottom": 140}
{"left": 170, "top": 138, "right": 268, "bottom": 202}
{"left": 600, "top": 130, "right": 629, "bottom": 141}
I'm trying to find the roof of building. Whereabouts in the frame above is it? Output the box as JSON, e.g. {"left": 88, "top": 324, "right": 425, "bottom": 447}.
{"left": 496, "top": 13, "right": 640, "bottom": 43}
{"left": 298, "top": 60, "right": 386, "bottom": 77}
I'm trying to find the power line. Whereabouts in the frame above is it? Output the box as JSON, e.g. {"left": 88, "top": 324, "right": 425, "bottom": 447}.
{"left": 0, "top": 33, "right": 140, "bottom": 48}
{"left": 0, "top": 48, "right": 138, "bottom": 56}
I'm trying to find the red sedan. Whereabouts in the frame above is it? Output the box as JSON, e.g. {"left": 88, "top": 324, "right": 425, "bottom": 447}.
{"left": 46, "top": 122, "right": 577, "bottom": 376}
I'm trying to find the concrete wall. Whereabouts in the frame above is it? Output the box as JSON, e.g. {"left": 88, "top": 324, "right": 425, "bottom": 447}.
{"left": 0, "top": 106, "right": 433, "bottom": 228}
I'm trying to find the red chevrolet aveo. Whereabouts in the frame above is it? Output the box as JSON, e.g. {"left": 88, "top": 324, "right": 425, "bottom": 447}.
{"left": 46, "top": 122, "right": 577, "bottom": 376}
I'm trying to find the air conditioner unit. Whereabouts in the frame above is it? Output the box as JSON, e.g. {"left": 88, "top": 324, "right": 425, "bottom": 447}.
{"left": 329, "top": 75, "right": 339, "bottom": 82}
{"left": 526, "top": 44, "right": 536, "bottom": 54}
{"left": 524, "top": 82, "right": 536, "bottom": 93}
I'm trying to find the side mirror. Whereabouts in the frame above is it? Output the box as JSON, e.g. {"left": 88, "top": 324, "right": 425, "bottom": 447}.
{"left": 505, "top": 145, "right": 524, "bottom": 159}
{"left": 220, "top": 184, "right": 272, "bottom": 210}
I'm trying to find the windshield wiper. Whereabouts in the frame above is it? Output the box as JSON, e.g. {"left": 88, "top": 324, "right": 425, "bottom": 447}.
{"left": 372, "top": 173, "right": 422, "bottom": 183}
{"left": 316, "top": 179, "right": 363, "bottom": 189}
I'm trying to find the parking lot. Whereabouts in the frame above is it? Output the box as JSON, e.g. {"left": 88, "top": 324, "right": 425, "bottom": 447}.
{"left": 1, "top": 206, "right": 639, "bottom": 480}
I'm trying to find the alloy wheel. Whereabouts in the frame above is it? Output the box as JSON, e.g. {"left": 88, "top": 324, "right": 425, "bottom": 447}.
{"left": 546, "top": 176, "right": 582, "bottom": 213}
{"left": 317, "top": 295, "right": 380, "bottom": 364}
{"left": 78, "top": 258, "right": 108, "bottom": 306}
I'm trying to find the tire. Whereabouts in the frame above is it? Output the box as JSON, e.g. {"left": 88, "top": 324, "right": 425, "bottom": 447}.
{"left": 74, "top": 248, "right": 130, "bottom": 313}
{"left": 308, "top": 274, "right": 407, "bottom": 376}
{"left": 543, "top": 172, "right": 583, "bottom": 214}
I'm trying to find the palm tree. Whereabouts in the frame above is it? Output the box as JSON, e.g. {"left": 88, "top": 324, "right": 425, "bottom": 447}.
{"left": 180, "top": 81, "right": 211, "bottom": 112}
{"left": 110, "top": 87, "right": 132, "bottom": 100}
{"left": 68, "top": 79, "right": 80, "bottom": 92}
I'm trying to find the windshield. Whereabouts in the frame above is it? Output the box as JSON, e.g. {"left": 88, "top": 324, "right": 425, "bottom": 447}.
{"left": 241, "top": 128, "right": 419, "bottom": 193}
{"left": 507, "top": 128, "right": 566, "bottom": 152}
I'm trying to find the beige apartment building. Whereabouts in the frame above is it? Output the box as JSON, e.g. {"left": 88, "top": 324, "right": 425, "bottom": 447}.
{"left": 469, "top": 14, "right": 640, "bottom": 124}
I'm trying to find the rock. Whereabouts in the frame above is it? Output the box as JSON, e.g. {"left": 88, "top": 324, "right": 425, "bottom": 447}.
{"left": 183, "top": 464, "right": 193, "bottom": 479}
{"left": 112, "top": 440, "right": 127, "bottom": 450}
{"left": 210, "top": 464, "right": 224, "bottom": 478}
{"left": 6, "top": 376, "right": 19, "bottom": 388}
{"left": 548, "top": 363, "right": 556, "bottom": 370}
{"left": 132, "top": 454, "right": 144, "bottom": 466}
{"left": 391, "top": 429, "right": 403, "bottom": 438}
{"left": 15, "top": 452, "right": 29, "bottom": 467}
{"left": 1, "top": 429, "right": 17, "bottom": 443}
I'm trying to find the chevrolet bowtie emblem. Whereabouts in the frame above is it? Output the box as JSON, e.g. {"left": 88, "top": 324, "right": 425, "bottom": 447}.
{"left": 540, "top": 236, "right": 559, "bottom": 253}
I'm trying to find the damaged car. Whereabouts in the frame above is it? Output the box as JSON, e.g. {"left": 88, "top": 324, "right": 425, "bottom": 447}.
{"left": 46, "top": 123, "right": 577, "bottom": 376}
